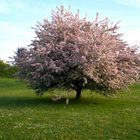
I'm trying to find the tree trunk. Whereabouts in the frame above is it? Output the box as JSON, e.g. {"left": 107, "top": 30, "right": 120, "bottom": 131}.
{"left": 76, "top": 87, "right": 82, "bottom": 100}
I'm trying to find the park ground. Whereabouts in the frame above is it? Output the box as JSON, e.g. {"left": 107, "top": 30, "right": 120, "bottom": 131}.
{"left": 0, "top": 78, "right": 140, "bottom": 140}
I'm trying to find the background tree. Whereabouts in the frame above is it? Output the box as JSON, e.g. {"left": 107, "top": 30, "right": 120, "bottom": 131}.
{"left": 14, "top": 6, "right": 140, "bottom": 99}
{"left": 0, "top": 59, "right": 18, "bottom": 78}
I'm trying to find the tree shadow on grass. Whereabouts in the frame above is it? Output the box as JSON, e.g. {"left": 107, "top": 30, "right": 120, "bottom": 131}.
{"left": 0, "top": 95, "right": 104, "bottom": 107}
{"left": 0, "top": 95, "right": 138, "bottom": 108}
{"left": 0, "top": 96, "right": 57, "bottom": 108}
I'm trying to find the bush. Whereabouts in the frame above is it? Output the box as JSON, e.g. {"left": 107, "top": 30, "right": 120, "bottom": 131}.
{"left": 0, "top": 59, "right": 18, "bottom": 78}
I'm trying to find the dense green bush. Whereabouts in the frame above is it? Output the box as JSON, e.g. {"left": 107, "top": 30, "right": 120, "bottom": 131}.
{"left": 0, "top": 59, "right": 18, "bottom": 78}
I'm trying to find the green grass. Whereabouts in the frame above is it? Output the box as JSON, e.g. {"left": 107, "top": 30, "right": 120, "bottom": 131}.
{"left": 0, "top": 78, "right": 140, "bottom": 140}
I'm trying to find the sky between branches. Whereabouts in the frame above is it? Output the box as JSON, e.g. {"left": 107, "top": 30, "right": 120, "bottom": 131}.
{"left": 0, "top": 0, "right": 140, "bottom": 61}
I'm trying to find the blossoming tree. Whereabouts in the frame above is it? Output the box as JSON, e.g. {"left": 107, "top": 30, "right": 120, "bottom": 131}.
{"left": 14, "top": 6, "right": 140, "bottom": 99}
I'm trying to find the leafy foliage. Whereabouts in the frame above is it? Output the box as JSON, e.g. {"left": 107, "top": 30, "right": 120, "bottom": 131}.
{"left": 14, "top": 6, "right": 140, "bottom": 97}
{"left": 0, "top": 59, "right": 18, "bottom": 78}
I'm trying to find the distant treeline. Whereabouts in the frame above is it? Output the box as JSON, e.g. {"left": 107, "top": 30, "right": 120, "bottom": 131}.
{"left": 0, "top": 59, "right": 18, "bottom": 78}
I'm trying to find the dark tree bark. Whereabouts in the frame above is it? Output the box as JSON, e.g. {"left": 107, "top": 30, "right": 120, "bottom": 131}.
{"left": 76, "top": 87, "right": 82, "bottom": 100}
{"left": 74, "top": 77, "right": 85, "bottom": 100}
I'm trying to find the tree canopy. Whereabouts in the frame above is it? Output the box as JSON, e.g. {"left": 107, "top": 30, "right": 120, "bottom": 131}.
{"left": 14, "top": 6, "right": 140, "bottom": 99}
{"left": 0, "top": 59, "right": 18, "bottom": 78}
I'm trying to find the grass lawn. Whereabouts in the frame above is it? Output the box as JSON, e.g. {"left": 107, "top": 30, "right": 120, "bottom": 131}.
{"left": 0, "top": 78, "right": 140, "bottom": 140}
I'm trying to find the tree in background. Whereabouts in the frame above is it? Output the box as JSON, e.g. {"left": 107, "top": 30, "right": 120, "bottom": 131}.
{"left": 14, "top": 6, "right": 140, "bottom": 99}
{"left": 0, "top": 59, "right": 18, "bottom": 78}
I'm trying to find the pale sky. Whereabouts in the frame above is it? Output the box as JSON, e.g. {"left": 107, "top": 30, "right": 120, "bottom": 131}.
{"left": 0, "top": 0, "right": 140, "bottom": 61}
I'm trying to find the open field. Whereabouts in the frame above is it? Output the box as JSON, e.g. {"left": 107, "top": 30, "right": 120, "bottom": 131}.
{"left": 0, "top": 78, "right": 140, "bottom": 140}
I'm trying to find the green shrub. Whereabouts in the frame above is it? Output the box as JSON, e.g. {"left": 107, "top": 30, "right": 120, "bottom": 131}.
{"left": 0, "top": 59, "right": 18, "bottom": 78}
